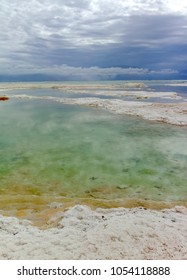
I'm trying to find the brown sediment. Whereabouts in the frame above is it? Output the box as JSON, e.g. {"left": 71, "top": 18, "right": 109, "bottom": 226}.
{"left": 0, "top": 194, "right": 186, "bottom": 227}
{"left": 0, "top": 96, "right": 9, "bottom": 101}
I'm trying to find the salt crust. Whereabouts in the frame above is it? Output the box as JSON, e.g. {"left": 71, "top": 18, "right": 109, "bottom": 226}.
{"left": 2, "top": 82, "right": 187, "bottom": 125}
{"left": 165, "top": 83, "right": 187, "bottom": 87}
{"left": 10, "top": 95, "right": 187, "bottom": 126}
{"left": 0, "top": 205, "right": 186, "bottom": 260}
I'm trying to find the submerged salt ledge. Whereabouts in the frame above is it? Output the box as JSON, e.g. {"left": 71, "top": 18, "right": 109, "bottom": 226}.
{"left": 11, "top": 94, "right": 187, "bottom": 126}
{"left": 0, "top": 205, "right": 186, "bottom": 260}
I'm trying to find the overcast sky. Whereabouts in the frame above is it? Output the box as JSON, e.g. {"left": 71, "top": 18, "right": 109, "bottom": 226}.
{"left": 1, "top": 0, "right": 187, "bottom": 81}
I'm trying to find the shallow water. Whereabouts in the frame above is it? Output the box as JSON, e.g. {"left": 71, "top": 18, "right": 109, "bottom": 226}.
{"left": 0, "top": 93, "right": 187, "bottom": 217}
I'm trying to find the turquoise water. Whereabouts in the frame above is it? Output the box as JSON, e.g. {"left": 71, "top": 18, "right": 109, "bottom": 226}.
{"left": 0, "top": 94, "right": 187, "bottom": 210}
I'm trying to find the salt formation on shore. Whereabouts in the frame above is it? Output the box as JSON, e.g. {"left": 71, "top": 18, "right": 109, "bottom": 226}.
{"left": 0, "top": 205, "right": 186, "bottom": 260}
{"left": 10, "top": 94, "right": 187, "bottom": 126}
{"left": 0, "top": 82, "right": 146, "bottom": 91}
{"left": 2, "top": 81, "right": 186, "bottom": 126}
{"left": 51, "top": 97, "right": 187, "bottom": 126}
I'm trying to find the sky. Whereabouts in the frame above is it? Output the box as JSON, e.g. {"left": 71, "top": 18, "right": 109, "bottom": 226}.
{"left": 1, "top": 0, "right": 187, "bottom": 81}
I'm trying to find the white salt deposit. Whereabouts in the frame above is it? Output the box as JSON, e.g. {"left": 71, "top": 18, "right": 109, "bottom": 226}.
{"left": 10, "top": 94, "right": 187, "bottom": 126}
{"left": 0, "top": 205, "right": 187, "bottom": 260}
{"left": 2, "top": 81, "right": 187, "bottom": 126}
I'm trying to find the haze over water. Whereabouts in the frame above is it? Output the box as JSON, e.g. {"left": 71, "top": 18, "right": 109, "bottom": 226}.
{"left": 0, "top": 84, "right": 187, "bottom": 215}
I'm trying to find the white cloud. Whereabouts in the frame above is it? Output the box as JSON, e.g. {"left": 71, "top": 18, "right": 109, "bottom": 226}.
{"left": 165, "top": 0, "right": 187, "bottom": 14}
{"left": 1, "top": 63, "right": 178, "bottom": 80}
{"left": 1, "top": 0, "right": 186, "bottom": 49}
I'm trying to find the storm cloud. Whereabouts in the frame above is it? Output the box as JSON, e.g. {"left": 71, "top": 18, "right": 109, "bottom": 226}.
{"left": 0, "top": 0, "right": 187, "bottom": 80}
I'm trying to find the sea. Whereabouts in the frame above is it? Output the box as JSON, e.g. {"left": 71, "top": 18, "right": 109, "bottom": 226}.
{"left": 0, "top": 80, "right": 187, "bottom": 219}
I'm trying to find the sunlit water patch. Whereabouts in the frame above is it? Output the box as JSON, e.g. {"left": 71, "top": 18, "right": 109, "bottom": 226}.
{"left": 0, "top": 96, "right": 187, "bottom": 220}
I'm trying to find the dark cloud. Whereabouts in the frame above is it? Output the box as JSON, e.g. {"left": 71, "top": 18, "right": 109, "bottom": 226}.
{"left": 1, "top": 0, "right": 187, "bottom": 80}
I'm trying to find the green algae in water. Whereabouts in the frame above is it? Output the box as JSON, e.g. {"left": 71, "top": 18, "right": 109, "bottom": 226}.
{"left": 0, "top": 98, "right": 187, "bottom": 206}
